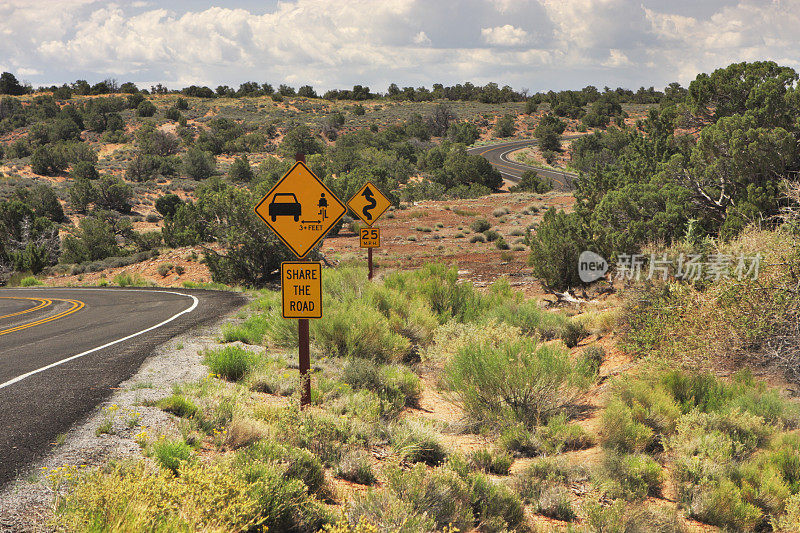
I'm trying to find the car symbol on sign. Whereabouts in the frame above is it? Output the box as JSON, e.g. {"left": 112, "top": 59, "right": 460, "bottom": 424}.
{"left": 269, "top": 193, "right": 302, "bottom": 222}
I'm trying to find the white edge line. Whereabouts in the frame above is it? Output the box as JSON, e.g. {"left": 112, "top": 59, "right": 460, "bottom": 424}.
{"left": 0, "top": 289, "right": 199, "bottom": 390}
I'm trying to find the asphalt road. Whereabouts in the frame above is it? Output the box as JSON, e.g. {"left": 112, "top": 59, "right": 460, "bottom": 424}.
{"left": 0, "top": 287, "right": 245, "bottom": 488}
{"left": 467, "top": 138, "right": 580, "bottom": 191}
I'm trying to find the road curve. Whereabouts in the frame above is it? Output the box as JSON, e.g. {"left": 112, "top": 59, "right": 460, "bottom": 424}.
{"left": 0, "top": 287, "right": 245, "bottom": 487}
{"left": 467, "top": 138, "right": 580, "bottom": 191}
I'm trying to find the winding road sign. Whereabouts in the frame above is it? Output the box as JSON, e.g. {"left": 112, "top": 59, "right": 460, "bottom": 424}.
{"left": 347, "top": 182, "right": 391, "bottom": 226}
{"left": 254, "top": 161, "right": 346, "bottom": 258}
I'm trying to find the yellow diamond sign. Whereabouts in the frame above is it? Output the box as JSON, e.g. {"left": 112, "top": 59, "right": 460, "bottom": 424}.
{"left": 347, "top": 182, "right": 391, "bottom": 226}
{"left": 254, "top": 161, "right": 346, "bottom": 258}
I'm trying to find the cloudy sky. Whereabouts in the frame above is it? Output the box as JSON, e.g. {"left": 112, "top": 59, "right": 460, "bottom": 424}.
{"left": 1, "top": 0, "right": 798, "bottom": 93}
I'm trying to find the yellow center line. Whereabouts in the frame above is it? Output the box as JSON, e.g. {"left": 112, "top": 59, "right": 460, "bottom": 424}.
{"left": 0, "top": 297, "right": 52, "bottom": 319}
{"left": 0, "top": 298, "right": 85, "bottom": 336}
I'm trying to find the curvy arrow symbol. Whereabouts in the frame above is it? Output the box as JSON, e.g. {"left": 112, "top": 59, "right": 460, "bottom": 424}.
{"left": 361, "top": 186, "right": 377, "bottom": 221}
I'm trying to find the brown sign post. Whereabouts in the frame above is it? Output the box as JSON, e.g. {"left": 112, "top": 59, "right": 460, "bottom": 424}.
{"left": 254, "top": 153, "right": 345, "bottom": 407}
{"left": 347, "top": 182, "right": 391, "bottom": 281}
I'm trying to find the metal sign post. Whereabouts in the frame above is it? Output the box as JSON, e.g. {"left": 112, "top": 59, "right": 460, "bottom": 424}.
{"left": 254, "top": 153, "right": 345, "bottom": 408}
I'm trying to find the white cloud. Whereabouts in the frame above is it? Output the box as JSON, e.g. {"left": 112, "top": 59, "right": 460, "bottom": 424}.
{"left": 16, "top": 67, "right": 42, "bottom": 76}
{"left": 489, "top": 0, "right": 535, "bottom": 13}
{"left": 413, "top": 31, "right": 431, "bottom": 45}
{"left": 3, "top": 0, "right": 800, "bottom": 92}
{"left": 602, "top": 49, "right": 631, "bottom": 67}
{"left": 481, "top": 24, "right": 530, "bottom": 46}
{"left": 642, "top": 1, "right": 800, "bottom": 82}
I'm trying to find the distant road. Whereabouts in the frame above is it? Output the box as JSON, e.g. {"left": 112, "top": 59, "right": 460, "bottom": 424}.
{"left": 467, "top": 138, "right": 580, "bottom": 191}
{"left": 0, "top": 287, "right": 245, "bottom": 488}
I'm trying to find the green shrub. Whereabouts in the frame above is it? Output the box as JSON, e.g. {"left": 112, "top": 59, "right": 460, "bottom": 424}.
{"left": 470, "top": 218, "right": 491, "bottom": 233}
{"left": 528, "top": 208, "right": 590, "bottom": 291}
{"left": 583, "top": 500, "right": 685, "bottom": 533}
{"left": 265, "top": 311, "right": 298, "bottom": 347}
{"left": 245, "top": 460, "right": 330, "bottom": 531}
{"left": 384, "top": 263, "right": 486, "bottom": 323}
{"left": 509, "top": 170, "right": 553, "bottom": 193}
{"left": 600, "top": 366, "right": 800, "bottom": 528}
{"left": 620, "top": 503, "right": 685, "bottom": 533}
{"left": 495, "top": 308, "right": 583, "bottom": 346}
{"left": 444, "top": 337, "right": 591, "bottom": 428}
{"left": 469, "top": 234, "right": 485, "bottom": 243}
{"left": 766, "top": 433, "right": 800, "bottom": 492}
{"left": 203, "top": 346, "right": 257, "bottom": 381}
{"left": 380, "top": 364, "right": 422, "bottom": 408}
{"left": 367, "top": 285, "right": 439, "bottom": 348}
{"left": 494, "top": 114, "right": 515, "bottom": 137}
{"left": 222, "top": 314, "right": 269, "bottom": 345}
{"left": 516, "top": 457, "right": 575, "bottom": 485}
{"left": 261, "top": 408, "right": 357, "bottom": 467}
{"left": 342, "top": 358, "right": 381, "bottom": 390}
{"left": 384, "top": 464, "right": 474, "bottom": 531}
{"left": 776, "top": 492, "right": 800, "bottom": 531}
{"left": 390, "top": 422, "right": 447, "bottom": 466}
{"left": 687, "top": 479, "right": 762, "bottom": 531}
{"left": 596, "top": 452, "right": 662, "bottom": 501}
{"left": 580, "top": 345, "right": 606, "bottom": 375}
{"left": 18, "top": 276, "right": 42, "bottom": 286}
{"left": 484, "top": 229, "right": 500, "bottom": 242}
{"left": 605, "top": 372, "right": 683, "bottom": 441}
{"left": 113, "top": 272, "right": 151, "bottom": 287}
{"left": 157, "top": 394, "right": 199, "bottom": 419}
{"left": 157, "top": 263, "right": 172, "bottom": 277}
{"left": 668, "top": 409, "right": 775, "bottom": 516}
{"left": 488, "top": 299, "right": 567, "bottom": 338}
{"left": 514, "top": 458, "right": 582, "bottom": 522}
{"left": 94, "top": 175, "right": 132, "bottom": 212}
{"left": 165, "top": 106, "right": 181, "bottom": 121}
{"left": 228, "top": 155, "right": 254, "bottom": 181}
{"left": 238, "top": 439, "right": 327, "bottom": 496}
{"left": 601, "top": 399, "right": 656, "bottom": 453}
{"left": 499, "top": 423, "right": 540, "bottom": 457}
{"left": 313, "top": 301, "right": 410, "bottom": 362}
{"left": 469, "top": 449, "right": 513, "bottom": 476}
{"left": 183, "top": 147, "right": 215, "bottom": 180}
{"left": 338, "top": 360, "right": 419, "bottom": 416}
{"left": 348, "top": 490, "right": 436, "bottom": 532}
{"left": 736, "top": 457, "right": 791, "bottom": 518}
{"left": 247, "top": 357, "right": 295, "bottom": 397}
{"left": 467, "top": 472, "right": 527, "bottom": 530}
{"left": 671, "top": 408, "right": 772, "bottom": 467}
{"left": 518, "top": 476, "right": 576, "bottom": 522}
{"left": 136, "top": 100, "right": 156, "bottom": 117}
{"left": 151, "top": 438, "right": 194, "bottom": 474}
{"left": 336, "top": 449, "right": 377, "bottom": 485}
{"left": 561, "top": 319, "right": 588, "bottom": 348}
{"left": 537, "top": 412, "right": 595, "bottom": 453}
